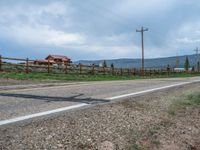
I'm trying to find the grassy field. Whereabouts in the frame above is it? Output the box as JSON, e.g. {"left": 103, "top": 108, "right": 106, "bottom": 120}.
{"left": 0, "top": 72, "right": 200, "bottom": 81}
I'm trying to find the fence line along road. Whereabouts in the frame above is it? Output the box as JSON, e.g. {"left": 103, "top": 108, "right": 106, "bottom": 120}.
{"left": 0, "top": 55, "right": 193, "bottom": 77}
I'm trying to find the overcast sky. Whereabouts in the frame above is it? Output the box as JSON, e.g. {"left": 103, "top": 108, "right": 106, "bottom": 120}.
{"left": 0, "top": 0, "right": 200, "bottom": 60}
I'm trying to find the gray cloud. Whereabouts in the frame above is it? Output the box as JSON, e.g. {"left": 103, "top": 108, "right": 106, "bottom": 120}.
{"left": 0, "top": 0, "right": 200, "bottom": 60}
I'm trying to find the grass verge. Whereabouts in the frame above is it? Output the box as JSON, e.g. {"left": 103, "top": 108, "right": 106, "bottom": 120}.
{"left": 168, "top": 89, "right": 200, "bottom": 116}
{"left": 0, "top": 72, "right": 200, "bottom": 81}
{"left": 0, "top": 72, "right": 139, "bottom": 81}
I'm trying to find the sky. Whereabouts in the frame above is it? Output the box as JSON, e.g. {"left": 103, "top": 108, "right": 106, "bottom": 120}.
{"left": 0, "top": 0, "right": 200, "bottom": 61}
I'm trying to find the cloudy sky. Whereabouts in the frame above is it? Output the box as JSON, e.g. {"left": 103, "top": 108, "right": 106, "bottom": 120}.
{"left": 0, "top": 0, "right": 200, "bottom": 61}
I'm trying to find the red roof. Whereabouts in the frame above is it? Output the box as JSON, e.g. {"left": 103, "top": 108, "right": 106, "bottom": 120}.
{"left": 46, "top": 55, "right": 70, "bottom": 61}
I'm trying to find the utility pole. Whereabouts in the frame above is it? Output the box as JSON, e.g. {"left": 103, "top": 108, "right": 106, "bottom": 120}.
{"left": 194, "top": 47, "right": 199, "bottom": 71}
{"left": 136, "top": 26, "right": 148, "bottom": 75}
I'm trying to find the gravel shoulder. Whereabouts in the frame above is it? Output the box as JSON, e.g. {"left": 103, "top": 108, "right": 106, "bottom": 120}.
{"left": 0, "top": 83, "right": 200, "bottom": 150}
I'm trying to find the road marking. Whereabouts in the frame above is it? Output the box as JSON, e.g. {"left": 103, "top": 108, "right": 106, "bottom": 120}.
{"left": 107, "top": 82, "right": 191, "bottom": 100}
{"left": 0, "top": 103, "right": 89, "bottom": 126}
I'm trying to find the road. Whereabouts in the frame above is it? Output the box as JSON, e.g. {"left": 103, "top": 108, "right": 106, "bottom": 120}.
{"left": 0, "top": 77, "right": 200, "bottom": 126}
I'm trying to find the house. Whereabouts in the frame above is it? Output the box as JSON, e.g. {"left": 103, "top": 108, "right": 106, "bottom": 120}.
{"left": 174, "top": 68, "right": 192, "bottom": 71}
{"left": 34, "top": 55, "right": 71, "bottom": 65}
{"left": 46, "top": 55, "right": 71, "bottom": 65}
{"left": 34, "top": 60, "right": 54, "bottom": 65}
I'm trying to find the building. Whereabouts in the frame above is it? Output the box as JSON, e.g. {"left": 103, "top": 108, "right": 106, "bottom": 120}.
{"left": 34, "top": 60, "right": 54, "bottom": 65}
{"left": 34, "top": 55, "right": 71, "bottom": 65}
{"left": 46, "top": 55, "right": 71, "bottom": 64}
{"left": 174, "top": 68, "right": 192, "bottom": 71}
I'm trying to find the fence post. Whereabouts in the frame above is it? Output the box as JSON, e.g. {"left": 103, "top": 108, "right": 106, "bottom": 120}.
{"left": 112, "top": 67, "right": 114, "bottom": 75}
{"left": 120, "top": 68, "right": 123, "bottom": 76}
{"left": 159, "top": 69, "right": 161, "bottom": 77}
{"left": 79, "top": 63, "right": 82, "bottom": 74}
{"left": 133, "top": 68, "right": 135, "bottom": 76}
{"left": 26, "top": 58, "right": 29, "bottom": 74}
{"left": 65, "top": 63, "right": 68, "bottom": 74}
{"left": 0, "top": 55, "right": 2, "bottom": 72}
{"left": 103, "top": 67, "right": 105, "bottom": 75}
{"left": 48, "top": 60, "right": 50, "bottom": 74}
{"left": 128, "top": 69, "right": 130, "bottom": 76}
{"left": 92, "top": 64, "right": 95, "bottom": 75}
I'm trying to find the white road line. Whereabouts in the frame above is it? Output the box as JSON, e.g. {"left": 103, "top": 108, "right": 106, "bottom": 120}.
{"left": 107, "top": 82, "right": 191, "bottom": 100}
{"left": 0, "top": 103, "right": 89, "bottom": 126}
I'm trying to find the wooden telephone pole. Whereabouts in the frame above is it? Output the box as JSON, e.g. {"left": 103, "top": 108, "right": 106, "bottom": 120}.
{"left": 136, "top": 26, "right": 148, "bottom": 75}
{"left": 194, "top": 47, "right": 199, "bottom": 71}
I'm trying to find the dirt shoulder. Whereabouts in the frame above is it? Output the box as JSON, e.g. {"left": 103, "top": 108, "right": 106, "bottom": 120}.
{"left": 0, "top": 83, "right": 200, "bottom": 150}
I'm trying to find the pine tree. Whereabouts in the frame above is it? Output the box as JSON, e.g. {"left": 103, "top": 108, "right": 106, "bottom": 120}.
{"left": 192, "top": 66, "right": 195, "bottom": 72}
{"left": 184, "top": 56, "right": 190, "bottom": 71}
{"left": 111, "top": 63, "right": 114, "bottom": 68}
{"left": 103, "top": 60, "right": 107, "bottom": 67}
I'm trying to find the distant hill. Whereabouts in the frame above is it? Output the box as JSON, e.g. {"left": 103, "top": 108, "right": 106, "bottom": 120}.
{"left": 75, "top": 54, "right": 197, "bottom": 69}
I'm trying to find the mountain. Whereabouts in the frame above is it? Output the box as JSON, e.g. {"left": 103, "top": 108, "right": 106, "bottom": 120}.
{"left": 75, "top": 54, "right": 198, "bottom": 69}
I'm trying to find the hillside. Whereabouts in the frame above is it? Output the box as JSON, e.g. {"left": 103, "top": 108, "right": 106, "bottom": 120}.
{"left": 76, "top": 54, "right": 197, "bottom": 69}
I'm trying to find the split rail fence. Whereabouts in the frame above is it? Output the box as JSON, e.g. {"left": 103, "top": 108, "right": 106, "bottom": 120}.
{"left": 0, "top": 55, "right": 189, "bottom": 77}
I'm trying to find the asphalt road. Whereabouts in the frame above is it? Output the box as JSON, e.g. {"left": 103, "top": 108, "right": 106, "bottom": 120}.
{"left": 0, "top": 77, "right": 200, "bottom": 125}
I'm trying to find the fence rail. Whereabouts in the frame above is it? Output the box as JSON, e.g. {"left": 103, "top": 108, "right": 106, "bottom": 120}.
{"left": 0, "top": 55, "right": 191, "bottom": 77}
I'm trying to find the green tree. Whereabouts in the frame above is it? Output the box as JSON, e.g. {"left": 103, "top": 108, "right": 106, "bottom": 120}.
{"left": 111, "top": 63, "right": 114, "bottom": 68}
{"left": 184, "top": 56, "right": 190, "bottom": 71}
{"left": 192, "top": 66, "right": 195, "bottom": 72}
{"left": 103, "top": 60, "right": 107, "bottom": 67}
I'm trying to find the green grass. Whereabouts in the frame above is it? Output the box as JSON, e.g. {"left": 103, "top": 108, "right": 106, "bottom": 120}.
{"left": 168, "top": 90, "right": 200, "bottom": 115}
{"left": 128, "top": 126, "right": 160, "bottom": 150}
{"left": 0, "top": 72, "right": 139, "bottom": 81}
{"left": 0, "top": 72, "right": 199, "bottom": 81}
{"left": 178, "top": 92, "right": 200, "bottom": 109}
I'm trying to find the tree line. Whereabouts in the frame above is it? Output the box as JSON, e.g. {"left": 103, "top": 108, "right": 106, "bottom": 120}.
{"left": 101, "top": 56, "right": 199, "bottom": 72}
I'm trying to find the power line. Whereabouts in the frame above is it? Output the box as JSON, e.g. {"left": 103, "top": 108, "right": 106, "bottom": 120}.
{"left": 136, "top": 26, "right": 148, "bottom": 75}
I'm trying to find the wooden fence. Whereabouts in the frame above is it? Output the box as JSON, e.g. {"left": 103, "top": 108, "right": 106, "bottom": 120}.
{"left": 0, "top": 55, "right": 189, "bottom": 77}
